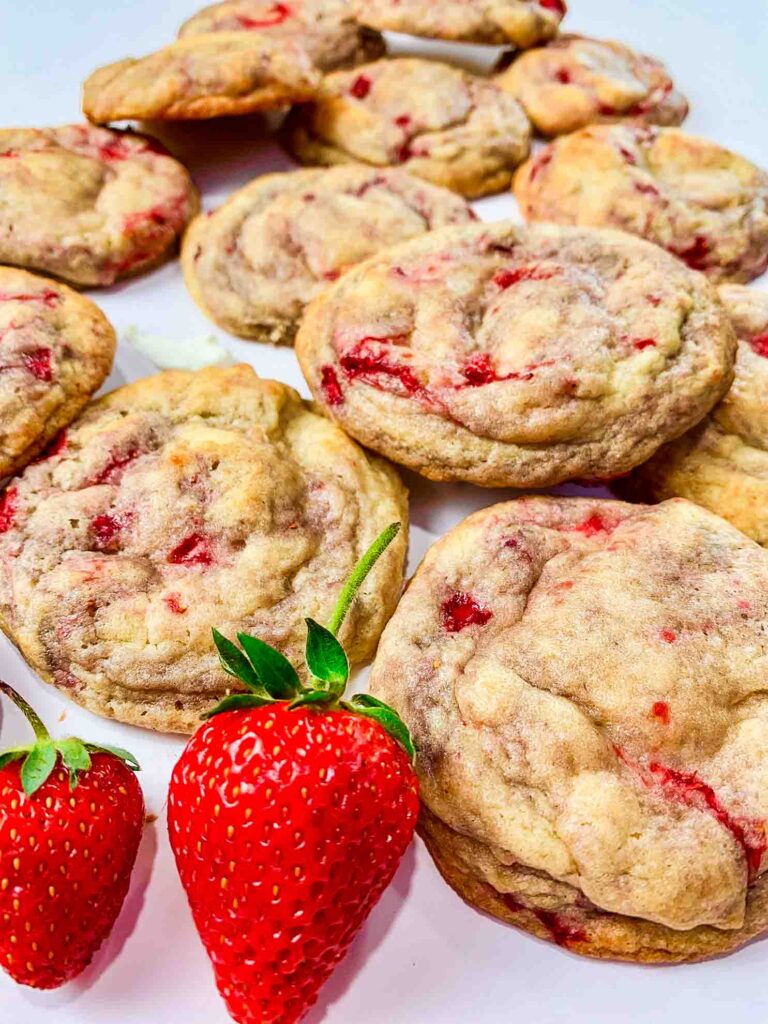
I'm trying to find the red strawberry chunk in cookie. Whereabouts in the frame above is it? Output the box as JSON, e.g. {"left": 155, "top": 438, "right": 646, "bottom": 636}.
{"left": 441, "top": 592, "right": 492, "bottom": 632}
{"left": 493, "top": 265, "right": 556, "bottom": 289}
{"left": 320, "top": 365, "right": 344, "bottom": 406}
{"left": 167, "top": 532, "right": 214, "bottom": 567}
{"left": 164, "top": 593, "right": 188, "bottom": 614}
{"left": 22, "top": 347, "right": 52, "bottom": 382}
{"left": 0, "top": 289, "right": 59, "bottom": 308}
{"left": 573, "top": 510, "right": 620, "bottom": 537}
{"left": 651, "top": 700, "right": 670, "bottom": 724}
{"left": 350, "top": 74, "right": 372, "bottom": 99}
{"left": 0, "top": 487, "right": 18, "bottom": 533}
{"left": 340, "top": 338, "right": 435, "bottom": 406}
{"left": 749, "top": 331, "right": 768, "bottom": 358}
{"left": 236, "top": 2, "right": 291, "bottom": 29}
{"left": 90, "top": 446, "right": 142, "bottom": 486}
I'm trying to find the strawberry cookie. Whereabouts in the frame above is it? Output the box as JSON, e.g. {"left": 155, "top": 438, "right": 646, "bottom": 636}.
{"left": 0, "top": 268, "right": 115, "bottom": 479}
{"left": 83, "top": 32, "right": 319, "bottom": 123}
{"left": 0, "top": 125, "right": 198, "bottom": 287}
{"left": 495, "top": 35, "right": 688, "bottom": 136}
{"left": 178, "top": 0, "right": 385, "bottom": 72}
{"left": 369, "top": 495, "right": 768, "bottom": 962}
{"left": 515, "top": 124, "right": 768, "bottom": 282}
{"left": 296, "top": 220, "right": 736, "bottom": 487}
{"left": 0, "top": 364, "right": 407, "bottom": 733}
{"left": 353, "top": 0, "right": 565, "bottom": 47}
{"left": 182, "top": 166, "right": 476, "bottom": 344}
{"left": 280, "top": 57, "right": 532, "bottom": 199}
{"left": 620, "top": 286, "right": 768, "bottom": 546}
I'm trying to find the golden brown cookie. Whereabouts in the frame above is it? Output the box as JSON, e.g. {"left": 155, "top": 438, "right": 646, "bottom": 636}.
{"left": 353, "top": 0, "right": 566, "bottom": 47}
{"left": 296, "top": 220, "right": 736, "bottom": 487}
{"left": 515, "top": 124, "right": 768, "bottom": 282}
{"left": 369, "top": 496, "right": 768, "bottom": 961}
{"left": 280, "top": 57, "right": 532, "bottom": 199}
{"left": 181, "top": 166, "right": 476, "bottom": 343}
{"left": 83, "top": 32, "right": 320, "bottom": 123}
{"left": 0, "top": 364, "right": 407, "bottom": 733}
{"left": 178, "top": 0, "right": 385, "bottom": 71}
{"left": 0, "top": 268, "right": 115, "bottom": 479}
{"left": 495, "top": 34, "right": 688, "bottom": 136}
{"left": 619, "top": 285, "right": 768, "bottom": 546}
{"left": 0, "top": 125, "right": 198, "bottom": 286}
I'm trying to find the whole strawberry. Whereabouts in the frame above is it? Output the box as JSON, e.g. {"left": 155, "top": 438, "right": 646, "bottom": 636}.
{"left": 168, "top": 523, "right": 419, "bottom": 1024}
{"left": 0, "top": 683, "right": 144, "bottom": 989}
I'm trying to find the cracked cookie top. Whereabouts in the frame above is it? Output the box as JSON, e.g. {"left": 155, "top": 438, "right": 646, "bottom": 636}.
{"left": 621, "top": 285, "right": 768, "bottom": 545}
{"left": 495, "top": 34, "right": 688, "bottom": 136}
{"left": 296, "top": 220, "right": 736, "bottom": 487}
{"left": 0, "top": 267, "right": 115, "bottom": 478}
{"left": 515, "top": 124, "right": 768, "bottom": 282}
{"left": 181, "top": 166, "right": 476, "bottom": 344}
{"left": 280, "top": 57, "right": 532, "bottom": 199}
{"left": 83, "top": 31, "right": 320, "bottom": 123}
{"left": 178, "top": 0, "right": 385, "bottom": 72}
{"left": 353, "top": 0, "right": 566, "bottom": 47}
{"left": 0, "top": 125, "right": 199, "bottom": 287}
{"left": 0, "top": 364, "right": 407, "bottom": 733}
{"left": 369, "top": 496, "right": 768, "bottom": 932}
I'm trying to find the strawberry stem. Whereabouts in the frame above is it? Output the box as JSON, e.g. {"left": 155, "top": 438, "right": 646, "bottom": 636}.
{"left": 327, "top": 523, "right": 401, "bottom": 637}
{"left": 0, "top": 681, "right": 51, "bottom": 744}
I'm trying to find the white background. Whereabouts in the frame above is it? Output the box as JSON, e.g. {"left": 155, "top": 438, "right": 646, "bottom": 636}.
{"left": 1, "top": 1, "right": 767, "bottom": 1021}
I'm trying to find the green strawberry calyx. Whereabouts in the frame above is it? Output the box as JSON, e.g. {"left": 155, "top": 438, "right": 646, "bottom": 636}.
{"left": 208, "top": 522, "right": 415, "bottom": 760}
{"left": 0, "top": 682, "right": 140, "bottom": 796}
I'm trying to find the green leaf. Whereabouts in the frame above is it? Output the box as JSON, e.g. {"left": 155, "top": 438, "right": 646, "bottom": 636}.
{"left": 289, "top": 690, "right": 336, "bottom": 710}
{"left": 85, "top": 744, "right": 141, "bottom": 772}
{"left": 212, "top": 628, "right": 263, "bottom": 690}
{"left": 20, "top": 740, "right": 58, "bottom": 796}
{"left": 237, "top": 633, "right": 299, "bottom": 700}
{"left": 201, "top": 693, "right": 272, "bottom": 720}
{"left": 57, "top": 738, "right": 91, "bottom": 789}
{"left": 305, "top": 618, "right": 349, "bottom": 692}
{"left": 348, "top": 697, "right": 416, "bottom": 761}
{"left": 0, "top": 748, "right": 28, "bottom": 771}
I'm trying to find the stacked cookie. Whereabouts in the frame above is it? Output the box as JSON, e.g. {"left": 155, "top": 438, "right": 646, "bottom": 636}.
{"left": 0, "top": 0, "right": 767, "bottom": 975}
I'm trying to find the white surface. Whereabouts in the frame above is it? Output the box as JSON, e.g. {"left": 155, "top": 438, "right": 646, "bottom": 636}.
{"left": 1, "top": 1, "right": 767, "bottom": 1021}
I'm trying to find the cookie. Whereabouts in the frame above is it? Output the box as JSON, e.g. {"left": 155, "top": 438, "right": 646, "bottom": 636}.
{"left": 0, "top": 268, "right": 116, "bottom": 478}
{"left": 619, "top": 285, "right": 768, "bottom": 546}
{"left": 514, "top": 124, "right": 768, "bottom": 282}
{"left": 368, "top": 495, "right": 768, "bottom": 961}
{"left": 0, "top": 364, "right": 407, "bottom": 733}
{"left": 495, "top": 34, "right": 688, "bottom": 136}
{"left": 280, "top": 58, "right": 532, "bottom": 199}
{"left": 295, "top": 220, "right": 736, "bottom": 487}
{"left": 353, "top": 0, "right": 565, "bottom": 47}
{"left": 178, "top": 0, "right": 385, "bottom": 72}
{"left": 182, "top": 166, "right": 476, "bottom": 344}
{"left": 83, "top": 32, "right": 320, "bottom": 123}
{"left": 0, "top": 125, "right": 199, "bottom": 287}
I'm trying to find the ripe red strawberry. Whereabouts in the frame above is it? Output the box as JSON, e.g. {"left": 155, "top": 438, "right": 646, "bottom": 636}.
{"left": 0, "top": 683, "right": 144, "bottom": 989}
{"left": 168, "top": 523, "right": 419, "bottom": 1024}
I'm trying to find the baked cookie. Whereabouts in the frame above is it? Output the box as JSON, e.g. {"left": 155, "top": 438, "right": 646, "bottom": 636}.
{"left": 178, "top": 0, "right": 385, "bottom": 72}
{"left": 0, "top": 268, "right": 115, "bottom": 478}
{"left": 495, "top": 34, "right": 688, "bottom": 136}
{"left": 296, "top": 220, "right": 736, "bottom": 487}
{"left": 353, "top": 0, "right": 565, "bottom": 47}
{"left": 619, "top": 285, "right": 768, "bottom": 546}
{"left": 0, "top": 364, "right": 407, "bottom": 733}
{"left": 280, "top": 58, "right": 532, "bottom": 199}
{"left": 0, "top": 124, "right": 199, "bottom": 287}
{"left": 182, "top": 166, "right": 476, "bottom": 344}
{"left": 514, "top": 124, "right": 768, "bottom": 282}
{"left": 83, "top": 32, "right": 319, "bottom": 123}
{"left": 369, "top": 495, "right": 768, "bottom": 962}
